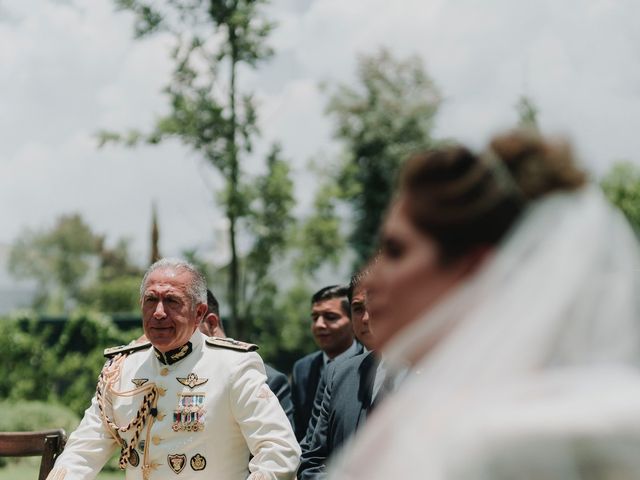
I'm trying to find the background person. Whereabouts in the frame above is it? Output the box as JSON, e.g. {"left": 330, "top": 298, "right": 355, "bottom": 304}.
{"left": 291, "top": 285, "right": 363, "bottom": 440}
{"left": 329, "top": 130, "right": 640, "bottom": 479}
{"left": 298, "top": 269, "right": 379, "bottom": 479}
{"left": 47, "top": 258, "right": 300, "bottom": 480}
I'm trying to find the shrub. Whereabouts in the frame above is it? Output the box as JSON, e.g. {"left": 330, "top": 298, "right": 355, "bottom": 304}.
{"left": 0, "top": 400, "right": 79, "bottom": 433}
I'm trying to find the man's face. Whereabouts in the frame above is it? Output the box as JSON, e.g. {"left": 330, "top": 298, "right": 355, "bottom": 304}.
{"left": 141, "top": 268, "right": 206, "bottom": 352}
{"left": 311, "top": 297, "right": 354, "bottom": 358}
{"left": 350, "top": 284, "right": 375, "bottom": 350}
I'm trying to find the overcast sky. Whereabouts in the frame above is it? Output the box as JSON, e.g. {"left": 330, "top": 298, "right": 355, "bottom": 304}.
{"left": 1, "top": 0, "right": 638, "bottom": 265}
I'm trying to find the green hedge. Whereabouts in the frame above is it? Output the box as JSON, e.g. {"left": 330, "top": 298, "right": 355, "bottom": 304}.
{"left": 0, "top": 400, "right": 79, "bottom": 432}
{"left": 0, "top": 311, "right": 140, "bottom": 416}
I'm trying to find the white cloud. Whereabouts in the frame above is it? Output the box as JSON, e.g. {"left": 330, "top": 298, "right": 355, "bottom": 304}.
{"left": 0, "top": 0, "right": 638, "bottom": 267}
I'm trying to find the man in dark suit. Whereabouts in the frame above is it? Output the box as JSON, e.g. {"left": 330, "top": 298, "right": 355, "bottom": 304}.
{"left": 291, "top": 285, "right": 363, "bottom": 440}
{"left": 200, "top": 289, "right": 295, "bottom": 427}
{"left": 298, "top": 271, "right": 380, "bottom": 479}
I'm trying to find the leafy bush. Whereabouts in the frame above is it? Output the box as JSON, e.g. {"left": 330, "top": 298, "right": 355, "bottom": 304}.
{"left": 0, "top": 312, "right": 140, "bottom": 416}
{"left": 0, "top": 400, "right": 79, "bottom": 432}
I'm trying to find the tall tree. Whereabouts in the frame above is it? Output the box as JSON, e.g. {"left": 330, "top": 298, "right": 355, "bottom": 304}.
{"left": 9, "top": 214, "right": 101, "bottom": 312}
{"left": 242, "top": 144, "right": 295, "bottom": 317}
{"left": 307, "top": 49, "right": 441, "bottom": 268}
{"left": 99, "top": 0, "right": 279, "bottom": 338}
{"left": 8, "top": 213, "right": 143, "bottom": 313}
{"left": 149, "top": 202, "right": 161, "bottom": 265}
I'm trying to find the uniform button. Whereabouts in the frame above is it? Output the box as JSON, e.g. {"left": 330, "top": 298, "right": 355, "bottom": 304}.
{"left": 156, "top": 411, "right": 166, "bottom": 421}
{"left": 160, "top": 368, "right": 169, "bottom": 376}
{"left": 152, "top": 435, "right": 162, "bottom": 446}
{"left": 157, "top": 386, "right": 167, "bottom": 396}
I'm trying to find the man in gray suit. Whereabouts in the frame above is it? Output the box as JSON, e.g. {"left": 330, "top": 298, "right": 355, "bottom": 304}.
{"left": 291, "top": 285, "right": 363, "bottom": 440}
{"left": 298, "top": 271, "right": 383, "bottom": 479}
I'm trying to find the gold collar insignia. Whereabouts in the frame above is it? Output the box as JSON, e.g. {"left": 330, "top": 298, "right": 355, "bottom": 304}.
{"left": 154, "top": 342, "right": 193, "bottom": 365}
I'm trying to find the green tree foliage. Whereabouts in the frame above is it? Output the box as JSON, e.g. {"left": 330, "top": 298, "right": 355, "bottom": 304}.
{"left": 601, "top": 161, "right": 640, "bottom": 235}
{"left": 294, "top": 181, "right": 345, "bottom": 275}
{"left": 99, "top": 0, "right": 297, "bottom": 339}
{"left": 8, "top": 213, "right": 142, "bottom": 314}
{"left": 242, "top": 145, "right": 295, "bottom": 316}
{"left": 9, "top": 214, "right": 101, "bottom": 312}
{"left": 241, "top": 146, "right": 317, "bottom": 363}
{"left": 83, "top": 238, "right": 143, "bottom": 313}
{"left": 251, "top": 283, "right": 315, "bottom": 371}
{"left": 307, "top": 49, "right": 442, "bottom": 269}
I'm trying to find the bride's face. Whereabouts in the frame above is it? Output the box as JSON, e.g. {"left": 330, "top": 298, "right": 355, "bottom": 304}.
{"left": 365, "top": 198, "right": 469, "bottom": 352}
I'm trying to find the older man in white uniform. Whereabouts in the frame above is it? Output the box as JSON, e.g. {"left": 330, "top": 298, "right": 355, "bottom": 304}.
{"left": 46, "top": 258, "right": 300, "bottom": 480}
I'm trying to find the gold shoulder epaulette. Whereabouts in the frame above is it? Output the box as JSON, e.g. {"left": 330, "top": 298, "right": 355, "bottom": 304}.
{"left": 104, "top": 341, "right": 152, "bottom": 358}
{"left": 205, "top": 336, "right": 258, "bottom": 352}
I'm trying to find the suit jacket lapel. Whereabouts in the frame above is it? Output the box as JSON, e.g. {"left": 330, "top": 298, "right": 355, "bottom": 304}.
{"left": 357, "top": 352, "right": 379, "bottom": 426}
{"left": 307, "top": 353, "right": 324, "bottom": 403}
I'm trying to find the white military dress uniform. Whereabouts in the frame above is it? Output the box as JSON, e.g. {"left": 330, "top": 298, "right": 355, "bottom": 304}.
{"left": 46, "top": 330, "right": 300, "bottom": 480}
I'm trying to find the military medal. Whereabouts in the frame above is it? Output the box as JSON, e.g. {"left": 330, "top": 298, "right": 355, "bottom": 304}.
{"left": 190, "top": 453, "right": 206, "bottom": 471}
{"left": 129, "top": 448, "right": 140, "bottom": 467}
{"left": 168, "top": 454, "right": 187, "bottom": 474}
{"left": 173, "top": 393, "right": 206, "bottom": 432}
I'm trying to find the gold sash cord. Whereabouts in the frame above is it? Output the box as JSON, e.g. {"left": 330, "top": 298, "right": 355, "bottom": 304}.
{"left": 96, "top": 354, "right": 159, "bottom": 479}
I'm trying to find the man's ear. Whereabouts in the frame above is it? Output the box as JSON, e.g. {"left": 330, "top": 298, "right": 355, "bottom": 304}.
{"left": 195, "top": 303, "right": 208, "bottom": 323}
{"left": 201, "top": 312, "right": 220, "bottom": 336}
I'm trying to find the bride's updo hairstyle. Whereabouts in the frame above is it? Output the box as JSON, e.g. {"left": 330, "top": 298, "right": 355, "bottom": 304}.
{"left": 400, "top": 130, "right": 587, "bottom": 261}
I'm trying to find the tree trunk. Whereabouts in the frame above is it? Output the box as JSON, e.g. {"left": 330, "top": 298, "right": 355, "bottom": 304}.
{"left": 227, "top": 25, "right": 242, "bottom": 339}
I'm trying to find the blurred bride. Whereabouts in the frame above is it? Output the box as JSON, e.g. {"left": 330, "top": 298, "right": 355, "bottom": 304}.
{"left": 328, "top": 130, "right": 640, "bottom": 479}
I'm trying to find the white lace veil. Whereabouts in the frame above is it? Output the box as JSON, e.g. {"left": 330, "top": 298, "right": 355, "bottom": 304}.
{"left": 329, "top": 186, "right": 640, "bottom": 480}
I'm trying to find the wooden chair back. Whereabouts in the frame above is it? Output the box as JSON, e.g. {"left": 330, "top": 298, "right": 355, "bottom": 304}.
{"left": 0, "top": 429, "right": 67, "bottom": 480}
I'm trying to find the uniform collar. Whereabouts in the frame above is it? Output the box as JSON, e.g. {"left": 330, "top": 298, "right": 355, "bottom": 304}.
{"left": 153, "top": 330, "right": 204, "bottom": 365}
{"left": 154, "top": 343, "right": 192, "bottom": 365}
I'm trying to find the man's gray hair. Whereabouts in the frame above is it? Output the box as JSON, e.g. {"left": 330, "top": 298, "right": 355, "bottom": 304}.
{"left": 140, "top": 258, "right": 207, "bottom": 307}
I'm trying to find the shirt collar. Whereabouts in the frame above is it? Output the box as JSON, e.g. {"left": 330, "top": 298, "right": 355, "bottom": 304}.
{"left": 323, "top": 340, "right": 358, "bottom": 366}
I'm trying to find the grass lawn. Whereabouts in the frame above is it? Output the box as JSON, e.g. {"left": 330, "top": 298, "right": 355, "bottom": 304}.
{"left": 0, "top": 461, "right": 124, "bottom": 480}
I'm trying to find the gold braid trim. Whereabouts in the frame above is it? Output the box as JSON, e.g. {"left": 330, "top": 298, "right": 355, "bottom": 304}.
{"left": 118, "top": 388, "right": 158, "bottom": 470}
{"left": 96, "top": 353, "right": 159, "bottom": 470}
{"left": 97, "top": 355, "right": 126, "bottom": 447}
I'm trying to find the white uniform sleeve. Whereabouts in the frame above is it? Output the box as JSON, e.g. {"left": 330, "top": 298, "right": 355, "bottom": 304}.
{"left": 229, "top": 352, "right": 301, "bottom": 480}
{"left": 47, "top": 394, "right": 118, "bottom": 480}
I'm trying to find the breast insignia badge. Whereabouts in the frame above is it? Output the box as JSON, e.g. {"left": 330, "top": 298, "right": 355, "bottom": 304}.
{"left": 167, "top": 454, "right": 187, "bottom": 474}
{"left": 190, "top": 453, "right": 207, "bottom": 471}
{"left": 176, "top": 372, "right": 208, "bottom": 389}
{"left": 131, "top": 378, "right": 149, "bottom": 388}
